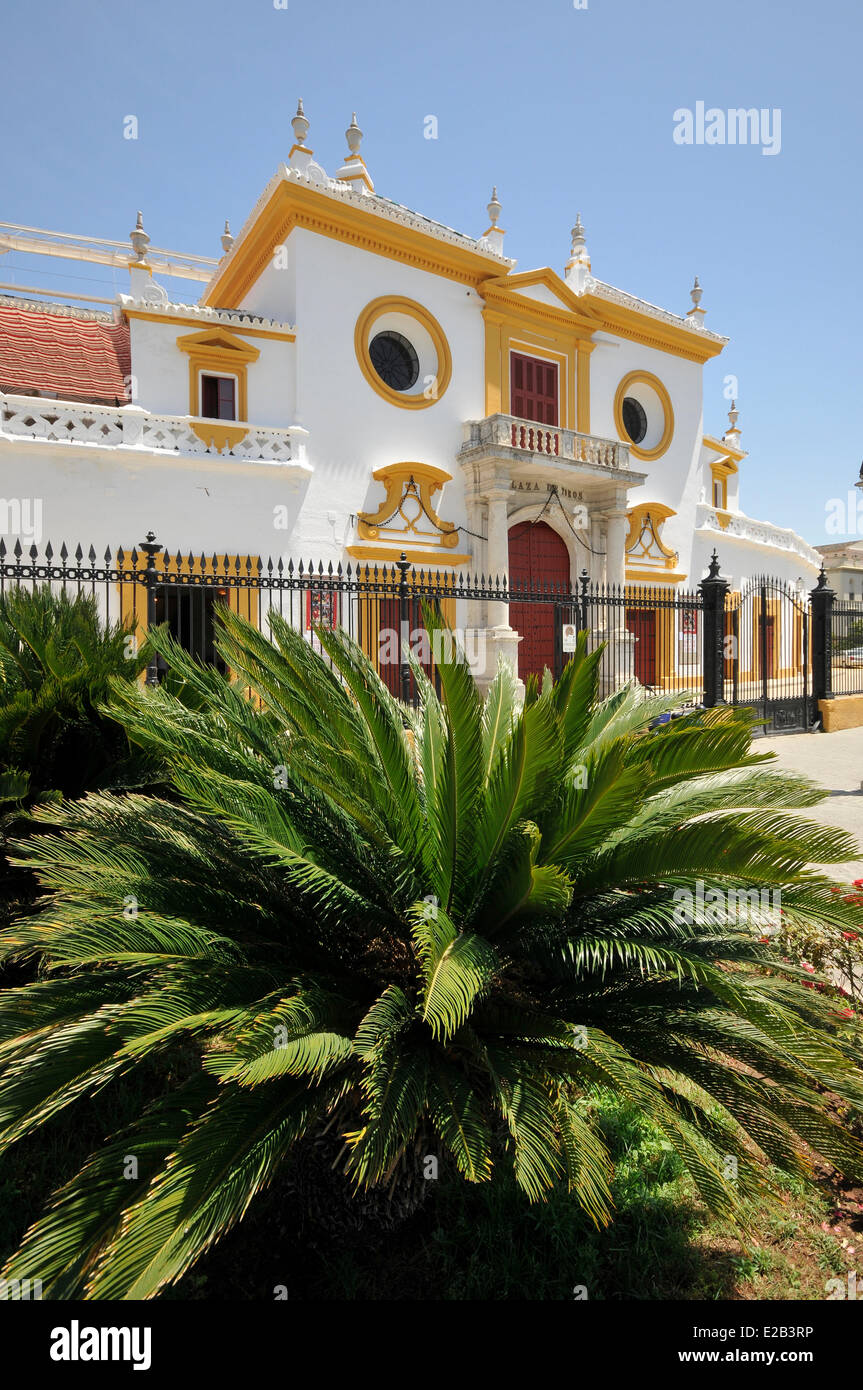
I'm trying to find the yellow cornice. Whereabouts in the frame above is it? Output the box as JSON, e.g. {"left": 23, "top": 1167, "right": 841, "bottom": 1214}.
{"left": 346, "top": 544, "right": 471, "bottom": 567}
{"left": 710, "top": 458, "right": 738, "bottom": 479}
{"left": 202, "top": 180, "right": 506, "bottom": 308}
{"left": 625, "top": 568, "right": 689, "bottom": 586}
{"left": 703, "top": 433, "right": 745, "bottom": 462}
{"left": 126, "top": 309, "right": 295, "bottom": 343}
{"left": 480, "top": 275, "right": 601, "bottom": 339}
{"left": 582, "top": 294, "right": 726, "bottom": 364}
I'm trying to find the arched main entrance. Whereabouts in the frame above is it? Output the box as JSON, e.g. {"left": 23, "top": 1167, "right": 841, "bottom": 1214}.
{"left": 508, "top": 520, "right": 571, "bottom": 681}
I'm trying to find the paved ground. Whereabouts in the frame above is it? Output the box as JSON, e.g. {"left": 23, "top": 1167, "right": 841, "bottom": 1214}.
{"left": 758, "top": 726, "right": 863, "bottom": 882}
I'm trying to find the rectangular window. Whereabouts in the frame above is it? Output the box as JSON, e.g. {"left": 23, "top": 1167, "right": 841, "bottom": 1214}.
{"left": 201, "top": 373, "right": 237, "bottom": 421}
{"left": 151, "top": 585, "right": 229, "bottom": 673}
{"left": 713, "top": 478, "right": 725, "bottom": 508}
{"left": 510, "top": 352, "right": 559, "bottom": 426}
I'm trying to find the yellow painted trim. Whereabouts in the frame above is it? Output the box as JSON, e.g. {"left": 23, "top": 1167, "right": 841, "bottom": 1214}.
{"left": 625, "top": 567, "right": 689, "bottom": 585}
{"left": 347, "top": 544, "right": 471, "bottom": 567}
{"left": 614, "top": 370, "right": 675, "bottom": 461}
{"left": 126, "top": 309, "right": 295, "bottom": 343}
{"left": 190, "top": 421, "right": 249, "bottom": 450}
{"left": 703, "top": 433, "right": 745, "bottom": 462}
{"left": 581, "top": 294, "right": 726, "bottom": 364}
{"left": 625, "top": 502, "right": 679, "bottom": 571}
{"left": 482, "top": 309, "right": 586, "bottom": 429}
{"left": 202, "top": 179, "right": 505, "bottom": 309}
{"left": 354, "top": 296, "right": 452, "bottom": 410}
{"left": 506, "top": 337, "right": 570, "bottom": 427}
{"left": 576, "top": 340, "right": 594, "bottom": 434}
{"left": 484, "top": 312, "right": 504, "bottom": 417}
{"left": 176, "top": 327, "right": 260, "bottom": 422}
{"left": 357, "top": 462, "right": 460, "bottom": 547}
{"left": 710, "top": 461, "right": 734, "bottom": 511}
{"left": 481, "top": 271, "right": 604, "bottom": 336}
{"left": 481, "top": 269, "right": 724, "bottom": 363}
{"left": 481, "top": 289, "right": 599, "bottom": 343}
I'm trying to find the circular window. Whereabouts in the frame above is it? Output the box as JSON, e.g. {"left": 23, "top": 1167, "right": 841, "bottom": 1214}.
{"left": 613, "top": 371, "right": 674, "bottom": 460}
{"left": 369, "top": 330, "right": 420, "bottom": 392}
{"left": 355, "top": 297, "right": 452, "bottom": 410}
{"left": 621, "top": 396, "right": 648, "bottom": 445}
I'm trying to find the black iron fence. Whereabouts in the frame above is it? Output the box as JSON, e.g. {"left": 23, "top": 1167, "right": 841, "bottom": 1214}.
{"left": 722, "top": 575, "right": 814, "bottom": 734}
{"left": 0, "top": 534, "right": 844, "bottom": 731}
{"left": 830, "top": 600, "right": 863, "bottom": 697}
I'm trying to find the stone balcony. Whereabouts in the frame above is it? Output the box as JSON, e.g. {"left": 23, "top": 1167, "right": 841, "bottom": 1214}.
{"left": 458, "top": 412, "right": 634, "bottom": 482}
{"left": 0, "top": 392, "right": 310, "bottom": 470}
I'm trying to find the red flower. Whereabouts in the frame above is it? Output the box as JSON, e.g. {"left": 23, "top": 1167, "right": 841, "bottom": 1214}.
{"left": 853, "top": 878, "right": 863, "bottom": 889}
{"left": 842, "top": 931, "right": 859, "bottom": 941}
{"left": 802, "top": 961, "right": 816, "bottom": 972}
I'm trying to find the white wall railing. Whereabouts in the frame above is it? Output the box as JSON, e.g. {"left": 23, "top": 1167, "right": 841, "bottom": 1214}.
{"left": 0, "top": 392, "right": 308, "bottom": 467}
{"left": 695, "top": 503, "right": 822, "bottom": 570}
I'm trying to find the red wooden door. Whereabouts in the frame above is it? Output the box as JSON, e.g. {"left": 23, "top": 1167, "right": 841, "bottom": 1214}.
{"left": 508, "top": 521, "right": 570, "bottom": 681}
{"left": 510, "top": 352, "right": 559, "bottom": 425}
{"left": 626, "top": 609, "right": 657, "bottom": 686}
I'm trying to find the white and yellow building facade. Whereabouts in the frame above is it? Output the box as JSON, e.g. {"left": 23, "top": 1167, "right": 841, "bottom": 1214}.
{"left": 0, "top": 101, "right": 822, "bottom": 686}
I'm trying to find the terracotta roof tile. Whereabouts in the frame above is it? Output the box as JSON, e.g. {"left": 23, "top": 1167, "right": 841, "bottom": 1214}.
{"left": 0, "top": 303, "right": 130, "bottom": 403}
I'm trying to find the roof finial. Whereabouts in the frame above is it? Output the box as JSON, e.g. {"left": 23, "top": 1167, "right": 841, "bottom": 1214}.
{"left": 687, "top": 275, "right": 706, "bottom": 326}
{"left": 336, "top": 110, "right": 374, "bottom": 193}
{"left": 129, "top": 210, "right": 150, "bottom": 264}
{"left": 221, "top": 219, "right": 234, "bottom": 254}
{"left": 479, "top": 187, "right": 505, "bottom": 255}
{"left": 292, "top": 97, "right": 310, "bottom": 148}
{"left": 564, "top": 212, "right": 591, "bottom": 291}
{"left": 347, "top": 112, "right": 362, "bottom": 154}
{"left": 723, "top": 400, "right": 741, "bottom": 444}
{"left": 288, "top": 97, "right": 319, "bottom": 176}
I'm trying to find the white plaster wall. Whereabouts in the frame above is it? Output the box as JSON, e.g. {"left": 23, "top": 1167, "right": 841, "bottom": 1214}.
{"left": 128, "top": 318, "right": 296, "bottom": 428}
{"left": 254, "top": 227, "right": 486, "bottom": 563}
{"left": 589, "top": 334, "right": 705, "bottom": 581}
{"left": 0, "top": 439, "right": 307, "bottom": 560}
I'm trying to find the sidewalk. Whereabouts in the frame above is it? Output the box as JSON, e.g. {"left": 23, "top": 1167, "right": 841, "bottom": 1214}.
{"left": 758, "top": 727, "right": 863, "bottom": 881}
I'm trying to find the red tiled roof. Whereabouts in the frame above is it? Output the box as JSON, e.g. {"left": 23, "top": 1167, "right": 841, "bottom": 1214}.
{"left": 0, "top": 303, "right": 131, "bottom": 403}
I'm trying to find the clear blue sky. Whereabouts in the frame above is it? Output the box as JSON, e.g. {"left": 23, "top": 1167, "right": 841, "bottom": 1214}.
{"left": 1, "top": 0, "right": 859, "bottom": 545}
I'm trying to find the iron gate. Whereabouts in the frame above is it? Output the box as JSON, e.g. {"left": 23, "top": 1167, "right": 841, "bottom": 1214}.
{"left": 724, "top": 576, "right": 816, "bottom": 733}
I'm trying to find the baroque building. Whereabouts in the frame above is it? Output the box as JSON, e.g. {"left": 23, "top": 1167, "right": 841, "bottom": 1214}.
{"left": 0, "top": 102, "right": 821, "bottom": 686}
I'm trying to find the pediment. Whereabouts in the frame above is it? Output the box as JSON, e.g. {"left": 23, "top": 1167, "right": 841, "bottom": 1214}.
{"left": 175, "top": 327, "right": 260, "bottom": 361}
{"left": 481, "top": 267, "right": 604, "bottom": 332}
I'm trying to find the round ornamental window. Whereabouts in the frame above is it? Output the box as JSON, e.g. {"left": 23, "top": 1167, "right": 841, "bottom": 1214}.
{"left": 613, "top": 371, "right": 675, "bottom": 460}
{"left": 621, "top": 396, "right": 648, "bottom": 445}
{"left": 368, "top": 331, "right": 420, "bottom": 392}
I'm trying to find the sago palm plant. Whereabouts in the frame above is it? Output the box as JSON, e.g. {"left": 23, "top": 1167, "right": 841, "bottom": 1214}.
{"left": 1, "top": 607, "right": 862, "bottom": 1299}
{"left": 0, "top": 586, "right": 150, "bottom": 805}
